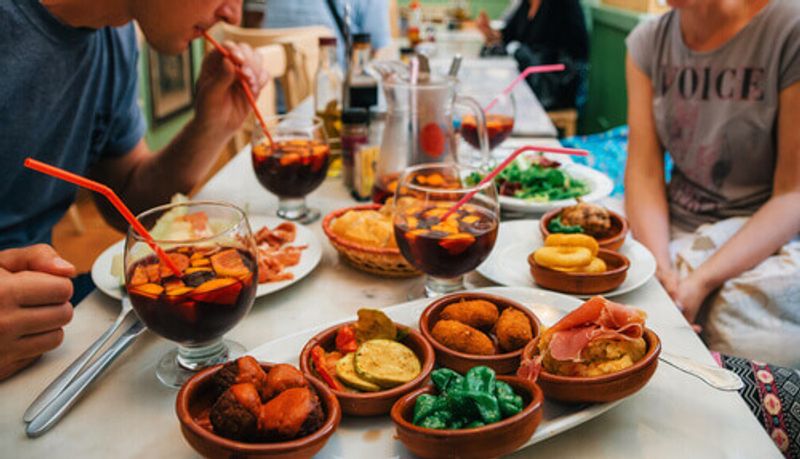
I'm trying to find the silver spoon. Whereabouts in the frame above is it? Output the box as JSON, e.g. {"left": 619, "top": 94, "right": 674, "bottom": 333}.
{"left": 23, "top": 295, "right": 135, "bottom": 422}
{"left": 659, "top": 352, "right": 743, "bottom": 391}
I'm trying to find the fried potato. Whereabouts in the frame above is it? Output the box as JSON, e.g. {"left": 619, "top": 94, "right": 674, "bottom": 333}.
{"left": 331, "top": 210, "right": 396, "bottom": 248}
{"left": 431, "top": 320, "right": 495, "bottom": 355}
{"left": 354, "top": 339, "right": 421, "bottom": 388}
{"left": 494, "top": 308, "right": 533, "bottom": 352}
{"left": 440, "top": 300, "right": 499, "bottom": 329}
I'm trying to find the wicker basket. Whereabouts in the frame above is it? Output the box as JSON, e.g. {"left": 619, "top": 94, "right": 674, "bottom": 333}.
{"left": 322, "top": 205, "right": 421, "bottom": 278}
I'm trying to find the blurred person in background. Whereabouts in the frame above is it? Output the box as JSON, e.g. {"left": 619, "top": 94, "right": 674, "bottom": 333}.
{"left": 242, "top": 0, "right": 391, "bottom": 65}
{"left": 476, "top": 0, "right": 589, "bottom": 110}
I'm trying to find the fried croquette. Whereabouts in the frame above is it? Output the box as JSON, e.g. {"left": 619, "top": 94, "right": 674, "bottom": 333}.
{"left": 431, "top": 320, "right": 495, "bottom": 355}
{"left": 494, "top": 308, "right": 533, "bottom": 352}
{"left": 439, "top": 300, "right": 499, "bottom": 329}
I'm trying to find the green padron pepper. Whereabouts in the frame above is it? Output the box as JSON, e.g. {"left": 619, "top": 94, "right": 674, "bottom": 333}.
{"left": 495, "top": 380, "right": 524, "bottom": 417}
{"left": 431, "top": 368, "right": 464, "bottom": 394}
{"left": 413, "top": 367, "right": 523, "bottom": 430}
{"left": 464, "top": 366, "right": 496, "bottom": 394}
{"left": 547, "top": 216, "right": 584, "bottom": 234}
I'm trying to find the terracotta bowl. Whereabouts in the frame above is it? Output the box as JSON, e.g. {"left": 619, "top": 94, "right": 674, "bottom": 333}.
{"left": 322, "top": 204, "right": 420, "bottom": 278}
{"left": 299, "top": 321, "right": 435, "bottom": 416}
{"left": 176, "top": 362, "right": 341, "bottom": 459}
{"left": 528, "top": 248, "right": 630, "bottom": 295}
{"left": 540, "top": 207, "right": 629, "bottom": 252}
{"left": 419, "top": 292, "right": 542, "bottom": 375}
{"left": 390, "top": 375, "right": 544, "bottom": 459}
{"left": 522, "top": 328, "right": 661, "bottom": 403}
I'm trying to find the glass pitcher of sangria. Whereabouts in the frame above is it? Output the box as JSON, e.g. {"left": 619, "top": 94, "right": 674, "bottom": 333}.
{"left": 372, "top": 72, "right": 489, "bottom": 203}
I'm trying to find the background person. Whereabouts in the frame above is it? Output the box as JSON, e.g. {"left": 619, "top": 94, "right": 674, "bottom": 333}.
{"left": 625, "top": 0, "right": 800, "bottom": 366}
{"left": 0, "top": 0, "right": 269, "bottom": 380}
{"left": 476, "top": 0, "right": 589, "bottom": 110}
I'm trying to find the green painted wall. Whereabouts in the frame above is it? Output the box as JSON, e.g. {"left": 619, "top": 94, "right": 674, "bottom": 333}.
{"left": 137, "top": 40, "right": 205, "bottom": 151}
{"left": 579, "top": 4, "right": 654, "bottom": 134}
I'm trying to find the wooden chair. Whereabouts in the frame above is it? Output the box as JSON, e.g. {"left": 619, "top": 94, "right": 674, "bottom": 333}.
{"left": 217, "top": 23, "right": 335, "bottom": 111}
{"left": 547, "top": 108, "right": 579, "bottom": 138}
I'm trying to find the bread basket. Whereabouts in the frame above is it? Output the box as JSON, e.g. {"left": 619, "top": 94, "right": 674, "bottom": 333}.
{"left": 322, "top": 204, "right": 421, "bottom": 278}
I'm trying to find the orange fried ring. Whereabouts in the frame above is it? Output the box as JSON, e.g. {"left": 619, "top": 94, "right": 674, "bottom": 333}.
{"left": 533, "top": 246, "right": 593, "bottom": 269}
{"left": 544, "top": 233, "right": 599, "bottom": 257}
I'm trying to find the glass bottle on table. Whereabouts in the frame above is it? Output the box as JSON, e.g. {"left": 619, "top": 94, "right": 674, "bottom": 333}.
{"left": 407, "top": 0, "right": 423, "bottom": 48}
{"left": 344, "top": 33, "right": 378, "bottom": 111}
{"left": 341, "top": 107, "right": 369, "bottom": 190}
{"left": 314, "top": 36, "right": 343, "bottom": 156}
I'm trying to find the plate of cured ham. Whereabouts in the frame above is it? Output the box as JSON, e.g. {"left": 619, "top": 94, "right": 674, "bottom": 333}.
{"left": 91, "top": 215, "right": 322, "bottom": 301}
{"left": 247, "top": 287, "right": 628, "bottom": 458}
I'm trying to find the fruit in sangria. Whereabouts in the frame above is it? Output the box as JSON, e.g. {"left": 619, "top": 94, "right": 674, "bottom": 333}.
{"left": 252, "top": 139, "right": 330, "bottom": 198}
{"left": 372, "top": 171, "right": 462, "bottom": 204}
{"left": 127, "top": 246, "right": 257, "bottom": 344}
{"left": 394, "top": 203, "right": 498, "bottom": 278}
{"left": 460, "top": 114, "right": 514, "bottom": 150}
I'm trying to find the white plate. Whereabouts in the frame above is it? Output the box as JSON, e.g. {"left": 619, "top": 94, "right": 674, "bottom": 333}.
{"left": 90, "top": 215, "right": 322, "bottom": 300}
{"left": 248, "top": 286, "right": 622, "bottom": 459}
{"left": 498, "top": 163, "right": 614, "bottom": 214}
{"left": 477, "top": 220, "right": 656, "bottom": 298}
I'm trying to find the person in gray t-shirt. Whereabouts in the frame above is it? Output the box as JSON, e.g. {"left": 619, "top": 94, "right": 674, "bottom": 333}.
{"left": 625, "top": 0, "right": 800, "bottom": 365}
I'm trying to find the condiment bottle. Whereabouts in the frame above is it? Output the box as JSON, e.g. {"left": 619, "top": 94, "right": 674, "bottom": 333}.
{"left": 314, "top": 36, "right": 343, "bottom": 155}
{"left": 353, "top": 110, "right": 385, "bottom": 201}
{"left": 407, "top": 0, "right": 423, "bottom": 48}
{"left": 341, "top": 107, "right": 369, "bottom": 190}
{"left": 344, "top": 33, "right": 378, "bottom": 110}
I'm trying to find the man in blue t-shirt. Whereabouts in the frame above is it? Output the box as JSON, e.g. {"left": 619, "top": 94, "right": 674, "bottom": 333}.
{"left": 0, "top": 0, "right": 269, "bottom": 380}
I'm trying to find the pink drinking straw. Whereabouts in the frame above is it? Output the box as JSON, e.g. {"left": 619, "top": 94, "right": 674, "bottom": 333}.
{"left": 23, "top": 158, "right": 183, "bottom": 277}
{"left": 439, "top": 144, "right": 590, "bottom": 221}
{"left": 484, "top": 64, "right": 566, "bottom": 112}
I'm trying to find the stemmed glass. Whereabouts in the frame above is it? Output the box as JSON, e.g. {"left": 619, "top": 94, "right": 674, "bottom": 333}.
{"left": 251, "top": 115, "right": 330, "bottom": 223}
{"left": 459, "top": 92, "right": 516, "bottom": 154}
{"left": 124, "top": 201, "right": 258, "bottom": 388}
{"left": 393, "top": 163, "right": 500, "bottom": 297}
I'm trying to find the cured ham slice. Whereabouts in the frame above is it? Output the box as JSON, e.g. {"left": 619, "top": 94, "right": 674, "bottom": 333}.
{"left": 251, "top": 222, "right": 306, "bottom": 284}
{"left": 517, "top": 297, "right": 646, "bottom": 381}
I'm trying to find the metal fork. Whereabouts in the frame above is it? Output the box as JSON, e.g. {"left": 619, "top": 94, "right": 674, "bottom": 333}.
{"left": 23, "top": 296, "right": 135, "bottom": 422}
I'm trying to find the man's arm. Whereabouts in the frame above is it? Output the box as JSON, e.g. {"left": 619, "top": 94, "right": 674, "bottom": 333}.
{"left": 675, "top": 81, "right": 800, "bottom": 322}
{"left": 89, "top": 42, "right": 269, "bottom": 230}
{"left": 624, "top": 54, "right": 677, "bottom": 294}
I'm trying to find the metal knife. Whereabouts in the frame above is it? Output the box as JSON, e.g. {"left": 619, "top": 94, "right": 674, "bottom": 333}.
{"left": 26, "top": 317, "right": 146, "bottom": 438}
{"left": 24, "top": 296, "right": 135, "bottom": 422}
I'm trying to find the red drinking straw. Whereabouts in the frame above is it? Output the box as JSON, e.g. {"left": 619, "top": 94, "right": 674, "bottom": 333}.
{"left": 202, "top": 30, "right": 275, "bottom": 148}
{"left": 23, "top": 158, "right": 182, "bottom": 277}
{"left": 484, "top": 64, "right": 566, "bottom": 112}
{"left": 439, "top": 144, "right": 590, "bottom": 221}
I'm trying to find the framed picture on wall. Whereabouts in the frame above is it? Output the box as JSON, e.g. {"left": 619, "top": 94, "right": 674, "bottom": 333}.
{"left": 147, "top": 46, "right": 194, "bottom": 126}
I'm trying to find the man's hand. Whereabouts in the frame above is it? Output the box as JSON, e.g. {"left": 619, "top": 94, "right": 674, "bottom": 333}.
{"left": 193, "top": 41, "right": 269, "bottom": 137}
{"left": 0, "top": 245, "right": 76, "bottom": 381}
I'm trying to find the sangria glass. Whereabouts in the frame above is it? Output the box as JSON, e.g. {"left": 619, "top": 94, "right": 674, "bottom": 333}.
{"left": 251, "top": 115, "right": 330, "bottom": 223}
{"left": 393, "top": 163, "right": 500, "bottom": 298}
{"left": 125, "top": 201, "right": 258, "bottom": 388}
{"left": 459, "top": 91, "right": 516, "bottom": 153}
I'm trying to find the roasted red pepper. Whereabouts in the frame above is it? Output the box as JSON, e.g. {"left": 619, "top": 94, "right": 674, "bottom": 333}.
{"left": 335, "top": 325, "right": 359, "bottom": 354}
{"left": 310, "top": 345, "right": 343, "bottom": 391}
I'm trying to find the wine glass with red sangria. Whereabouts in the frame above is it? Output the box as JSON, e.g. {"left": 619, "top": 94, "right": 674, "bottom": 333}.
{"left": 125, "top": 201, "right": 258, "bottom": 387}
{"left": 251, "top": 115, "right": 330, "bottom": 223}
{"left": 459, "top": 92, "right": 516, "bottom": 153}
{"left": 393, "top": 164, "right": 499, "bottom": 297}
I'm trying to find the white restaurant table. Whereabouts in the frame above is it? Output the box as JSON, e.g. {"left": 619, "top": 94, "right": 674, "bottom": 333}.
{"left": 0, "top": 141, "right": 780, "bottom": 458}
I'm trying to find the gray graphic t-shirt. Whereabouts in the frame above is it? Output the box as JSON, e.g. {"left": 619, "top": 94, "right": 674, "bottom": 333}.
{"left": 626, "top": 0, "right": 800, "bottom": 231}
